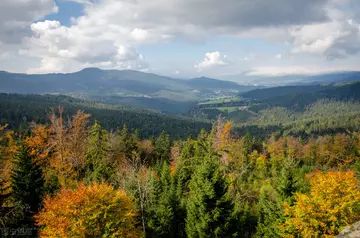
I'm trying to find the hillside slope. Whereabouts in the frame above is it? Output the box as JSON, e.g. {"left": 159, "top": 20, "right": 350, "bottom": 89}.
{"left": 0, "top": 68, "right": 255, "bottom": 101}
{"left": 0, "top": 93, "right": 211, "bottom": 139}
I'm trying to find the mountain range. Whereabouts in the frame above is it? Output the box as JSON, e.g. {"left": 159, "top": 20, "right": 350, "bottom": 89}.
{"left": 1, "top": 68, "right": 360, "bottom": 113}
{"left": 220, "top": 71, "right": 360, "bottom": 86}
{"left": 0, "top": 68, "right": 256, "bottom": 101}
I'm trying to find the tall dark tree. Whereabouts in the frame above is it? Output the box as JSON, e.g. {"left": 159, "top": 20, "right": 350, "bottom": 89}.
{"left": 154, "top": 131, "right": 171, "bottom": 165}
{"left": 11, "top": 145, "right": 45, "bottom": 234}
{"left": 117, "top": 124, "right": 138, "bottom": 160}
{"left": 147, "top": 162, "right": 176, "bottom": 237}
{"left": 185, "top": 153, "right": 237, "bottom": 237}
{"left": 85, "top": 120, "right": 111, "bottom": 182}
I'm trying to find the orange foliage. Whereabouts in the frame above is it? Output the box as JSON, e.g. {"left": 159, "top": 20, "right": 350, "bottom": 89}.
{"left": 267, "top": 137, "right": 285, "bottom": 160}
{"left": 25, "top": 108, "right": 90, "bottom": 187}
{"left": 36, "top": 183, "right": 141, "bottom": 238}
{"left": 282, "top": 170, "right": 360, "bottom": 237}
{"left": 220, "top": 121, "right": 232, "bottom": 148}
{"left": 213, "top": 117, "right": 232, "bottom": 150}
{"left": 0, "top": 129, "right": 20, "bottom": 191}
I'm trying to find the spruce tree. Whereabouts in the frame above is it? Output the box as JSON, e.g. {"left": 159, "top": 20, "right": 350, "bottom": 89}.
{"left": 11, "top": 145, "right": 45, "bottom": 233}
{"left": 117, "top": 124, "right": 138, "bottom": 160}
{"left": 185, "top": 154, "right": 236, "bottom": 238}
{"left": 154, "top": 131, "right": 171, "bottom": 165}
{"left": 148, "top": 162, "right": 176, "bottom": 237}
{"left": 85, "top": 120, "right": 111, "bottom": 182}
{"left": 256, "top": 185, "right": 284, "bottom": 238}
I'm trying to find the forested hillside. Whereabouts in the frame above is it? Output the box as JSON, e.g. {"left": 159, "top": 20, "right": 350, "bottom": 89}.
{"left": 0, "top": 94, "right": 211, "bottom": 139}
{"left": 1, "top": 113, "right": 360, "bottom": 237}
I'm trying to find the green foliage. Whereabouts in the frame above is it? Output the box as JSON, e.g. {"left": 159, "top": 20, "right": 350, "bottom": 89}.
{"left": 185, "top": 153, "right": 237, "bottom": 237}
{"left": 85, "top": 120, "right": 112, "bottom": 182}
{"left": 0, "top": 93, "right": 212, "bottom": 139}
{"left": 147, "top": 163, "right": 176, "bottom": 237}
{"left": 154, "top": 131, "right": 172, "bottom": 165}
{"left": 10, "top": 145, "right": 45, "bottom": 234}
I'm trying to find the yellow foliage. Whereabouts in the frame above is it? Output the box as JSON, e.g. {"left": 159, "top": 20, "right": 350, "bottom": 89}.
{"left": 36, "top": 183, "right": 141, "bottom": 238}
{"left": 24, "top": 109, "right": 90, "bottom": 188}
{"left": 282, "top": 170, "right": 360, "bottom": 237}
{"left": 0, "top": 129, "right": 19, "bottom": 191}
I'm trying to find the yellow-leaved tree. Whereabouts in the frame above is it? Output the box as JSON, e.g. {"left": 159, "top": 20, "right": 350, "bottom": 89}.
{"left": 36, "top": 183, "right": 141, "bottom": 238}
{"left": 282, "top": 170, "right": 360, "bottom": 237}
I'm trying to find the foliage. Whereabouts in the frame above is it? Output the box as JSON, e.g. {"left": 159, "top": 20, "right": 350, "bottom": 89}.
{"left": 9, "top": 145, "right": 45, "bottom": 235}
{"left": 85, "top": 120, "right": 112, "bottom": 182}
{"left": 282, "top": 170, "right": 360, "bottom": 237}
{"left": 185, "top": 152, "right": 237, "bottom": 237}
{"left": 36, "top": 183, "right": 141, "bottom": 238}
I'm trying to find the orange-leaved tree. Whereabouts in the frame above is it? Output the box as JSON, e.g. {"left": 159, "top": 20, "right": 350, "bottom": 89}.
{"left": 282, "top": 170, "right": 360, "bottom": 237}
{"left": 36, "top": 183, "right": 141, "bottom": 238}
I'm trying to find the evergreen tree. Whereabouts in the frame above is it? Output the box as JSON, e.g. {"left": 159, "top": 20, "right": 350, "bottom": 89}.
{"left": 256, "top": 158, "right": 300, "bottom": 237}
{"left": 277, "top": 157, "right": 299, "bottom": 201}
{"left": 155, "top": 131, "right": 171, "bottom": 165}
{"left": 11, "top": 145, "right": 45, "bottom": 234}
{"left": 117, "top": 124, "right": 138, "bottom": 160}
{"left": 85, "top": 120, "right": 111, "bottom": 182}
{"left": 185, "top": 154, "right": 236, "bottom": 238}
{"left": 148, "top": 162, "right": 176, "bottom": 237}
{"left": 255, "top": 185, "right": 284, "bottom": 238}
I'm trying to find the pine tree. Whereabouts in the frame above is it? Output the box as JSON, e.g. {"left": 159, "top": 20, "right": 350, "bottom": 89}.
{"left": 11, "top": 145, "right": 45, "bottom": 233}
{"left": 85, "top": 120, "right": 111, "bottom": 182}
{"left": 185, "top": 154, "right": 236, "bottom": 238}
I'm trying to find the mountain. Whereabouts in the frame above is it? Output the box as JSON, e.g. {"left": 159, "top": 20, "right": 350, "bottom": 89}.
{"left": 0, "top": 68, "right": 255, "bottom": 100}
{"left": 240, "top": 84, "right": 331, "bottom": 100}
{"left": 242, "top": 81, "right": 360, "bottom": 111}
{"left": 220, "top": 71, "right": 360, "bottom": 86}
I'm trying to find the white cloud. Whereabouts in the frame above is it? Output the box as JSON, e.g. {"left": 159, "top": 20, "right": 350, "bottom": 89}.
{"left": 288, "top": 8, "right": 360, "bottom": 58}
{"left": 0, "top": 0, "right": 359, "bottom": 75}
{"left": 131, "top": 28, "right": 149, "bottom": 42}
{"left": 247, "top": 65, "right": 360, "bottom": 76}
{"left": 21, "top": 19, "right": 148, "bottom": 73}
{"left": 275, "top": 54, "right": 283, "bottom": 59}
{"left": 0, "top": 0, "right": 58, "bottom": 44}
{"left": 194, "top": 52, "right": 228, "bottom": 71}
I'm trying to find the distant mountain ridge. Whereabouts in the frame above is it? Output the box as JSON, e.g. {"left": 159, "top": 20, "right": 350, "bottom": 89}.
{"left": 0, "top": 68, "right": 255, "bottom": 102}
{"left": 241, "top": 81, "right": 360, "bottom": 111}
{"left": 220, "top": 71, "right": 360, "bottom": 86}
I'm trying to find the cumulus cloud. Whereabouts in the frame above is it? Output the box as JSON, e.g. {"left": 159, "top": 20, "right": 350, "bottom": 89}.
{"left": 194, "top": 52, "right": 228, "bottom": 71}
{"left": 289, "top": 8, "right": 360, "bottom": 59}
{"left": 21, "top": 20, "right": 147, "bottom": 73}
{"left": 247, "top": 65, "right": 360, "bottom": 76}
{"left": 0, "top": 0, "right": 58, "bottom": 44}
{"left": 1, "top": 0, "right": 359, "bottom": 74}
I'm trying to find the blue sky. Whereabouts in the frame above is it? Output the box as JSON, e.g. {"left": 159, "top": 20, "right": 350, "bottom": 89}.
{"left": 0, "top": 0, "right": 360, "bottom": 80}
{"left": 45, "top": 0, "right": 84, "bottom": 26}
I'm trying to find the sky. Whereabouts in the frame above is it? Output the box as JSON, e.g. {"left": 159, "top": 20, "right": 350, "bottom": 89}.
{"left": 0, "top": 0, "right": 360, "bottom": 78}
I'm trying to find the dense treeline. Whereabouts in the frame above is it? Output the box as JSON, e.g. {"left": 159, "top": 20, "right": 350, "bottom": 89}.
{"left": 0, "top": 93, "right": 211, "bottom": 139}
{"left": 234, "top": 100, "right": 360, "bottom": 138}
{"left": 1, "top": 111, "right": 360, "bottom": 237}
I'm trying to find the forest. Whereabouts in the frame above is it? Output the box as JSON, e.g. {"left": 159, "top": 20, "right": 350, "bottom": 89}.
{"left": 1, "top": 106, "right": 360, "bottom": 237}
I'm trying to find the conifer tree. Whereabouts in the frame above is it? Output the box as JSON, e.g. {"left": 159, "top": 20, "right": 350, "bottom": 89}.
{"left": 185, "top": 154, "right": 236, "bottom": 237}
{"left": 256, "top": 185, "right": 284, "bottom": 238}
{"left": 85, "top": 120, "right": 111, "bottom": 182}
{"left": 11, "top": 145, "right": 45, "bottom": 233}
{"left": 154, "top": 131, "right": 171, "bottom": 165}
{"left": 117, "top": 124, "right": 138, "bottom": 160}
{"left": 148, "top": 162, "right": 176, "bottom": 237}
